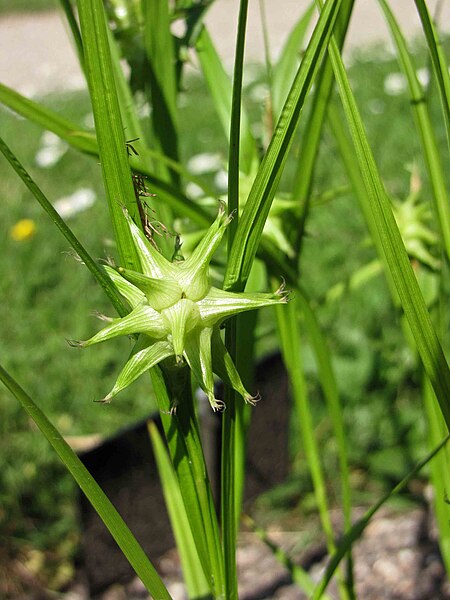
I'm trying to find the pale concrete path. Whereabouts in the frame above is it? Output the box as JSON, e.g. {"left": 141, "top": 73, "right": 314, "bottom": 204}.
{"left": 0, "top": 0, "right": 449, "bottom": 97}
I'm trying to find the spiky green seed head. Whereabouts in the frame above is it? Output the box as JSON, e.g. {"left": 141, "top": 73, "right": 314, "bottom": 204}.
{"left": 72, "top": 205, "right": 289, "bottom": 410}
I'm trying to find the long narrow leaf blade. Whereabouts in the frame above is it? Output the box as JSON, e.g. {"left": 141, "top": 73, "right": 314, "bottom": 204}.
{"left": 149, "top": 421, "right": 210, "bottom": 598}
{"left": 150, "top": 366, "right": 225, "bottom": 598}
{"left": 320, "top": 2, "right": 450, "bottom": 430}
{"left": 295, "top": 290, "right": 352, "bottom": 527}
{"left": 195, "top": 26, "right": 257, "bottom": 175}
{"left": 221, "top": 3, "right": 250, "bottom": 597}
{"left": 224, "top": 0, "right": 342, "bottom": 290}
{"left": 77, "top": 0, "right": 141, "bottom": 270}
{"left": 0, "top": 84, "right": 214, "bottom": 225}
{"left": 0, "top": 365, "right": 171, "bottom": 600}
{"left": 291, "top": 0, "right": 355, "bottom": 253}
{"left": 379, "top": 0, "right": 450, "bottom": 262}
{"left": 414, "top": 0, "right": 450, "bottom": 151}
{"left": 424, "top": 377, "right": 450, "bottom": 572}
{"left": 275, "top": 300, "right": 335, "bottom": 551}
{"left": 0, "top": 82, "right": 97, "bottom": 155}
{"left": 312, "top": 433, "right": 450, "bottom": 599}
{"left": 0, "top": 136, "right": 128, "bottom": 317}
{"left": 59, "top": 0, "right": 85, "bottom": 72}
{"left": 143, "top": 0, "right": 179, "bottom": 176}
{"left": 107, "top": 26, "right": 146, "bottom": 146}
{"left": 271, "top": 3, "right": 315, "bottom": 121}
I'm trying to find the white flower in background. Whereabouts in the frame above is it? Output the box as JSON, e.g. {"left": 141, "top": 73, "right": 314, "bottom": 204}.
{"left": 115, "top": 5, "right": 127, "bottom": 18}
{"left": 416, "top": 67, "right": 430, "bottom": 88}
{"left": 243, "top": 64, "right": 261, "bottom": 86}
{"left": 185, "top": 182, "right": 205, "bottom": 199}
{"left": 137, "top": 102, "right": 151, "bottom": 118}
{"left": 35, "top": 131, "right": 68, "bottom": 168}
{"left": 248, "top": 83, "right": 268, "bottom": 103}
{"left": 383, "top": 72, "right": 407, "bottom": 96}
{"left": 53, "top": 188, "right": 96, "bottom": 219}
{"left": 187, "top": 153, "right": 222, "bottom": 175}
{"left": 214, "top": 169, "right": 228, "bottom": 192}
{"left": 82, "top": 112, "right": 95, "bottom": 130}
{"left": 368, "top": 99, "right": 385, "bottom": 115}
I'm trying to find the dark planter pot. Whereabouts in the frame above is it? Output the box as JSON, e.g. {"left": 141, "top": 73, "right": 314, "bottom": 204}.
{"left": 78, "top": 352, "right": 290, "bottom": 593}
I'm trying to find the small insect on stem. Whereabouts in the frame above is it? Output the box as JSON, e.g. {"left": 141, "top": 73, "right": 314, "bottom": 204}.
{"left": 132, "top": 174, "right": 172, "bottom": 248}
{"left": 125, "top": 137, "right": 140, "bottom": 157}
{"left": 125, "top": 136, "right": 172, "bottom": 248}
{"left": 132, "top": 173, "right": 155, "bottom": 200}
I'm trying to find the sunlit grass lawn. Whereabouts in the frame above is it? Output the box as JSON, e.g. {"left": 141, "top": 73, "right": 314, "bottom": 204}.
{"left": 0, "top": 0, "right": 56, "bottom": 14}
{"left": 0, "top": 38, "right": 448, "bottom": 579}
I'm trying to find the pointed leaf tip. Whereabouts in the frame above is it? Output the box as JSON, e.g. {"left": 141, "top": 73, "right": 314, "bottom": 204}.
{"left": 67, "top": 339, "right": 84, "bottom": 348}
{"left": 94, "top": 395, "right": 113, "bottom": 404}
{"left": 91, "top": 310, "right": 114, "bottom": 322}
{"left": 245, "top": 392, "right": 261, "bottom": 406}
{"left": 211, "top": 398, "right": 226, "bottom": 412}
{"left": 275, "top": 278, "right": 291, "bottom": 302}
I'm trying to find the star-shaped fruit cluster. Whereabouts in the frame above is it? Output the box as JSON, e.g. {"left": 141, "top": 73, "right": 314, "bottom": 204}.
{"left": 72, "top": 205, "right": 288, "bottom": 410}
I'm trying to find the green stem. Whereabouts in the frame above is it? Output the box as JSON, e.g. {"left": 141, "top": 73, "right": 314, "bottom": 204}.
{"left": 222, "top": 2, "right": 249, "bottom": 598}
{"left": 151, "top": 364, "right": 225, "bottom": 598}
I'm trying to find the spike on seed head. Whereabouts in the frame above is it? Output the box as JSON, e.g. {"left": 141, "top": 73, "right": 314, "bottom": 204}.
{"left": 245, "top": 392, "right": 261, "bottom": 406}
{"left": 67, "top": 339, "right": 84, "bottom": 348}
{"left": 101, "top": 256, "right": 117, "bottom": 268}
{"left": 94, "top": 395, "right": 113, "bottom": 404}
{"left": 211, "top": 398, "right": 226, "bottom": 412}
{"left": 91, "top": 310, "right": 113, "bottom": 322}
{"left": 62, "top": 249, "right": 83, "bottom": 263}
{"left": 274, "top": 278, "right": 292, "bottom": 302}
{"left": 225, "top": 210, "right": 236, "bottom": 227}
{"left": 275, "top": 277, "right": 287, "bottom": 296}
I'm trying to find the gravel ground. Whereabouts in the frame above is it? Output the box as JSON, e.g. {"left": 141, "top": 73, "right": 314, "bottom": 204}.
{"left": 59, "top": 506, "right": 449, "bottom": 600}
{"left": 1, "top": 1, "right": 450, "bottom": 96}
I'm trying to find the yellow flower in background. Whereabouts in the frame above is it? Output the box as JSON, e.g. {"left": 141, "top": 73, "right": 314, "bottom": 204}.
{"left": 10, "top": 219, "right": 36, "bottom": 241}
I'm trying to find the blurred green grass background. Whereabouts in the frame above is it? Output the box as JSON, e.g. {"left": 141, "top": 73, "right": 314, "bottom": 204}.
{"left": 0, "top": 0, "right": 57, "bottom": 13}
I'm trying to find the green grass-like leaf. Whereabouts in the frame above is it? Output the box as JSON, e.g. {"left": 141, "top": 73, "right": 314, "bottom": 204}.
{"left": 0, "top": 82, "right": 215, "bottom": 227}
{"left": 150, "top": 366, "right": 225, "bottom": 598}
{"left": 319, "top": 0, "right": 450, "bottom": 431}
{"left": 414, "top": 0, "right": 450, "bottom": 152}
{"left": 271, "top": 3, "right": 315, "bottom": 122}
{"left": 312, "top": 432, "right": 450, "bottom": 599}
{"left": 221, "top": 2, "right": 250, "bottom": 598}
{"left": 379, "top": 0, "right": 450, "bottom": 262}
{"left": 224, "top": 0, "right": 342, "bottom": 291}
{"left": 59, "top": 0, "right": 85, "bottom": 72}
{"left": 291, "top": 0, "right": 355, "bottom": 256}
{"left": 77, "top": 0, "right": 141, "bottom": 270}
{"left": 0, "top": 364, "right": 172, "bottom": 600}
{"left": 275, "top": 300, "right": 334, "bottom": 548}
{"left": 0, "top": 83, "right": 97, "bottom": 155}
{"left": 424, "top": 378, "right": 450, "bottom": 573}
{"left": 195, "top": 26, "right": 257, "bottom": 176}
{"left": 143, "top": 0, "right": 179, "bottom": 176}
{"left": 149, "top": 421, "right": 211, "bottom": 599}
{"left": 275, "top": 298, "right": 349, "bottom": 600}
{"left": 0, "top": 136, "right": 128, "bottom": 317}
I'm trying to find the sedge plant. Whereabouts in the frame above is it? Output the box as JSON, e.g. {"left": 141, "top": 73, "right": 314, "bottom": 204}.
{"left": 1, "top": 0, "right": 450, "bottom": 598}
